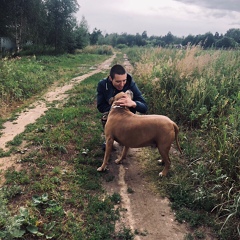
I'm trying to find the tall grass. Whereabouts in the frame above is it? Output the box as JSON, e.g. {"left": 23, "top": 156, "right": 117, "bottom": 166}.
{"left": 126, "top": 46, "right": 240, "bottom": 239}
{"left": 0, "top": 71, "right": 130, "bottom": 239}
{"left": 0, "top": 53, "right": 109, "bottom": 118}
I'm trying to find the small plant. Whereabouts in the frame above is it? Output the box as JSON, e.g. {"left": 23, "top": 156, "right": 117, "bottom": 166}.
{"left": 110, "top": 192, "right": 121, "bottom": 204}
{"left": 116, "top": 226, "right": 134, "bottom": 240}
{"left": 127, "top": 187, "right": 134, "bottom": 194}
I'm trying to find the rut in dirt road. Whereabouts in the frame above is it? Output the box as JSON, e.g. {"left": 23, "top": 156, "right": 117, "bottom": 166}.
{"left": 0, "top": 54, "right": 190, "bottom": 239}
{"left": 100, "top": 56, "right": 189, "bottom": 240}
{"left": 0, "top": 55, "right": 115, "bottom": 152}
{"left": 0, "top": 55, "right": 115, "bottom": 176}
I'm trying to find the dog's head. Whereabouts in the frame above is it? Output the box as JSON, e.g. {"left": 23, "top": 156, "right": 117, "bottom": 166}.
{"left": 109, "top": 90, "right": 133, "bottom": 105}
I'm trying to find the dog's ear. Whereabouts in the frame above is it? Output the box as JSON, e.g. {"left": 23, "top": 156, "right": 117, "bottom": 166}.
{"left": 125, "top": 90, "right": 133, "bottom": 99}
{"left": 108, "top": 97, "right": 114, "bottom": 105}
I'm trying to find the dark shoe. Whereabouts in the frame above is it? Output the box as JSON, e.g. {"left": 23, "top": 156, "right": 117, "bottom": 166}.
{"left": 102, "top": 142, "right": 106, "bottom": 151}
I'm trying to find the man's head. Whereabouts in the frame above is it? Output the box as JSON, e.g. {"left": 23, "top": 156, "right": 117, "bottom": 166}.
{"left": 109, "top": 64, "right": 127, "bottom": 90}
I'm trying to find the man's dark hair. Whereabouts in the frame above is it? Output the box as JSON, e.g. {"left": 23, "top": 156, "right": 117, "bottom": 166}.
{"left": 110, "top": 64, "right": 126, "bottom": 79}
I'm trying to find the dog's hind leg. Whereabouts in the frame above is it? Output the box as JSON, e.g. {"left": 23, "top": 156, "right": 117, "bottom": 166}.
{"left": 97, "top": 137, "right": 114, "bottom": 171}
{"left": 157, "top": 146, "right": 171, "bottom": 177}
{"left": 115, "top": 146, "right": 129, "bottom": 164}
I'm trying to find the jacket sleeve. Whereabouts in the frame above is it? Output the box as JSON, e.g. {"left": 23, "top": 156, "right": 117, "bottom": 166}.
{"left": 130, "top": 82, "right": 148, "bottom": 114}
{"left": 97, "top": 80, "right": 111, "bottom": 113}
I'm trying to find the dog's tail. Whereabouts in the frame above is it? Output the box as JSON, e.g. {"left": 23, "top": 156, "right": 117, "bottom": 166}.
{"left": 173, "top": 123, "right": 183, "bottom": 154}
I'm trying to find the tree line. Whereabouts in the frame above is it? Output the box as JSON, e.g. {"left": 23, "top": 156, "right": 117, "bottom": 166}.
{"left": 1, "top": 0, "right": 240, "bottom": 55}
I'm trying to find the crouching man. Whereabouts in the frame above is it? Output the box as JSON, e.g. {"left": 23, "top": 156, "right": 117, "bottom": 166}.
{"left": 96, "top": 64, "right": 148, "bottom": 149}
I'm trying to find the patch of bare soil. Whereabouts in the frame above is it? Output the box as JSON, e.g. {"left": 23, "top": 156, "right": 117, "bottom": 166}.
{"left": 100, "top": 56, "right": 189, "bottom": 239}
{"left": 103, "top": 144, "right": 188, "bottom": 240}
{"left": 0, "top": 55, "right": 115, "bottom": 174}
{"left": 0, "top": 54, "right": 190, "bottom": 239}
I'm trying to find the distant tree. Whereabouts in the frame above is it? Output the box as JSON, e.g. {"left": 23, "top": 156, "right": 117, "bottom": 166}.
{"left": 163, "top": 32, "right": 174, "bottom": 45}
{"left": 100, "top": 33, "right": 118, "bottom": 47}
{"left": 1, "top": 0, "right": 44, "bottom": 51}
{"left": 225, "top": 28, "right": 240, "bottom": 44}
{"left": 201, "top": 32, "right": 215, "bottom": 48}
{"left": 45, "top": 0, "right": 79, "bottom": 51}
{"left": 125, "top": 34, "right": 136, "bottom": 46}
{"left": 0, "top": 0, "right": 12, "bottom": 36}
{"left": 215, "top": 36, "right": 238, "bottom": 49}
{"left": 74, "top": 16, "right": 89, "bottom": 49}
{"left": 214, "top": 32, "right": 222, "bottom": 40}
{"left": 142, "top": 31, "right": 148, "bottom": 39}
{"left": 116, "top": 35, "right": 127, "bottom": 45}
{"left": 89, "top": 28, "right": 102, "bottom": 45}
{"left": 182, "top": 35, "right": 195, "bottom": 46}
{"left": 134, "top": 33, "right": 142, "bottom": 46}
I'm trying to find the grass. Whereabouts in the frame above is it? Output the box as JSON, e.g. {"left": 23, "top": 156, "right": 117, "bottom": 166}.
{"left": 0, "top": 50, "right": 134, "bottom": 239}
{"left": 0, "top": 72, "right": 125, "bottom": 239}
{"left": 125, "top": 46, "right": 240, "bottom": 239}
{"left": 0, "top": 52, "right": 110, "bottom": 119}
{"left": 1, "top": 46, "right": 239, "bottom": 239}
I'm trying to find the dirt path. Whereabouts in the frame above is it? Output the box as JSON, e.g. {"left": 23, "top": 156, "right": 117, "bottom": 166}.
{"left": 0, "top": 54, "right": 189, "bottom": 239}
{"left": 103, "top": 146, "right": 188, "bottom": 239}
{"left": 101, "top": 56, "right": 189, "bottom": 239}
{"left": 0, "top": 55, "right": 115, "bottom": 172}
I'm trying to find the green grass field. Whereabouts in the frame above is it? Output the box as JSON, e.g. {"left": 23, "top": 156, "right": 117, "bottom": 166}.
{"left": 0, "top": 46, "right": 239, "bottom": 239}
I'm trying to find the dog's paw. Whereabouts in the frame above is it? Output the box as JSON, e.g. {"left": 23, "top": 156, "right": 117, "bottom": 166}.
{"left": 115, "top": 159, "right": 122, "bottom": 164}
{"left": 97, "top": 166, "right": 105, "bottom": 172}
{"left": 157, "top": 159, "right": 164, "bottom": 165}
{"left": 159, "top": 171, "right": 166, "bottom": 177}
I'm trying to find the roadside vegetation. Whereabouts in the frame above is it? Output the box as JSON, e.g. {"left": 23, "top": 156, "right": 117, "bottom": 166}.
{"left": 125, "top": 46, "right": 240, "bottom": 239}
{"left": 0, "top": 45, "right": 239, "bottom": 239}
{"left": 0, "top": 45, "right": 112, "bottom": 119}
{"left": 0, "top": 47, "right": 135, "bottom": 239}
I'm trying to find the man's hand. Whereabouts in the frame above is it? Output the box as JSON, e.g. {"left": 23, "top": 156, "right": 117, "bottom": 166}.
{"left": 115, "top": 94, "right": 136, "bottom": 108}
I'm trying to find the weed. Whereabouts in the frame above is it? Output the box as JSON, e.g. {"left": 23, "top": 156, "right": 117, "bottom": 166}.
{"left": 5, "top": 169, "right": 30, "bottom": 185}
{"left": 127, "top": 187, "right": 134, "bottom": 194}
{"left": 126, "top": 46, "right": 240, "bottom": 239}
{"left": 116, "top": 226, "right": 134, "bottom": 239}
{"left": 110, "top": 193, "right": 121, "bottom": 204}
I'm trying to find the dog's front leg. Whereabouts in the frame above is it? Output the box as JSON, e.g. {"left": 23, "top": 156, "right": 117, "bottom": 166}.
{"left": 97, "top": 137, "right": 114, "bottom": 171}
{"left": 115, "top": 146, "right": 129, "bottom": 164}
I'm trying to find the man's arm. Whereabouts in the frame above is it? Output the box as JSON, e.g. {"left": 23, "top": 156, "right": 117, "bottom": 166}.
{"left": 97, "top": 81, "right": 111, "bottom": 113}
{"left": 130, "top": 83, "right": 148, "bottom": 113}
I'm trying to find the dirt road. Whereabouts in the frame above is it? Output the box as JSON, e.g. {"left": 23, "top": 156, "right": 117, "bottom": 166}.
{"left": 0, "top": 55, "right": 189, "bottom": 239}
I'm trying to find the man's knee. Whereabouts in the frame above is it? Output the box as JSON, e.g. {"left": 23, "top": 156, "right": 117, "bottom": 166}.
{"left": 101, "top": 112, "right": 109, "bottom": 128}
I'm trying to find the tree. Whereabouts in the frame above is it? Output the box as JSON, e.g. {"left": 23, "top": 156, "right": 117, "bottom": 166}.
{"left": 142, "top": 31, "right": 148, "bottom": 39}
{"left": 1, "top": 0, "right": 44, "bottom": 51}
{"left": 163, "top": 32, "right": 174, "bottom": 45}
{"left": 201, "top": 32, "right": 215, "bottom": 48}
{"left": 0, "top": 0, "right": 12, "bottom": 36}
{"left": 45, "top": 0, "right": 79, "bottom": 51}
{"left": 182, "top": 35, "right": 195, "bottom": 46}
{"left": 89, "top": 28, "right": 102, "bottom": 45}
{"left": 225, "top": 28, "right": 240, "bottom": 44}
{"left": 74, "top": 16, "right": 89, "bottom": 49}
{"left": 215, "top": 36, "right": 238, "bottom": 49}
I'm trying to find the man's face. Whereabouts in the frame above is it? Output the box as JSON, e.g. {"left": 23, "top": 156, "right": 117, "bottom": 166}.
{"left": 110, "top": 74, "right": 127, "bottom": 90}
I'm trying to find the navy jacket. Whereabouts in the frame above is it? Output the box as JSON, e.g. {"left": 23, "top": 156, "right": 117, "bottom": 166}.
{"left": 97, "top": 73, "right": 148, "bottom": 114}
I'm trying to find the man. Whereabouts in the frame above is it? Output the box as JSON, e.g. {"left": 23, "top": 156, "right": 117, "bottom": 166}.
{"left": 97, "top": 64, "right": 148, "bottom": 149}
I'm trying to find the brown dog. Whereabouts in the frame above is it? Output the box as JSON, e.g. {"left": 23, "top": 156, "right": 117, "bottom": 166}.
{"left": 97, "top": 91, "right": 182, "bottom": 176}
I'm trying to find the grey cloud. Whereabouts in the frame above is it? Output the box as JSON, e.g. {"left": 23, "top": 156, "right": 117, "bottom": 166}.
{"left": 175, "top": 0, "right": 240, "bottom": 12}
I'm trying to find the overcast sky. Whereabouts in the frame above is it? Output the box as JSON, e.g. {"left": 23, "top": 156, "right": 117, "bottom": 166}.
{"left": 76, "top": 0, "right": 240, "bottom": 37}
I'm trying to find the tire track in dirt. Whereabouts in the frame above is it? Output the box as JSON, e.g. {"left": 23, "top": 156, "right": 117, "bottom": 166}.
{"left": 0, "top": 55, "right": 115, "bottom": 174}
{"left": 0, "top": 54, "right": 190, "bottom": 239}
{"left": 101, "top": 56, "right": 189, "bottom": 239}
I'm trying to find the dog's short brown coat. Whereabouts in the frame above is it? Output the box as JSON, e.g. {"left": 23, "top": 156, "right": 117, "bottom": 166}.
{"left": 97, "top": 91, "right": 182, "bottom": 176}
